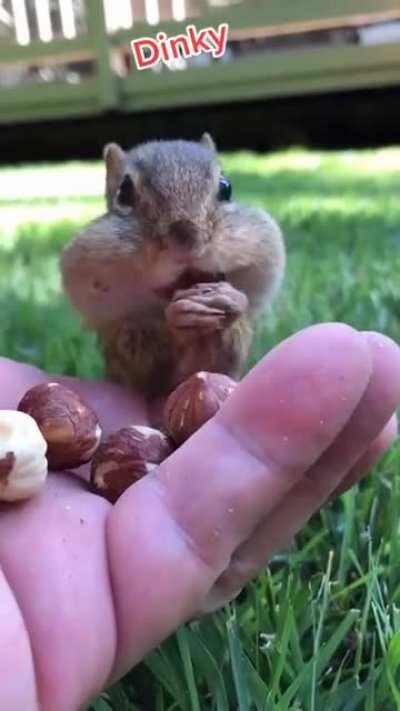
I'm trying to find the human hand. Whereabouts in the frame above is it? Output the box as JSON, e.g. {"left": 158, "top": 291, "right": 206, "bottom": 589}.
{"left": 0, "top": 324, "right": 399, "bottom": 711}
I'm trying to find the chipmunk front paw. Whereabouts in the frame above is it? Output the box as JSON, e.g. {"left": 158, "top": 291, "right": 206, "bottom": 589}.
{"left": 165, "top": 282, "right": 248, "bottom": 333}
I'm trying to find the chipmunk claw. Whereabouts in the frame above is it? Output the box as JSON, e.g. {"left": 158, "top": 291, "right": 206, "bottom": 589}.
{"left": 169, "top": 282, "right": 248, "bottom": 330}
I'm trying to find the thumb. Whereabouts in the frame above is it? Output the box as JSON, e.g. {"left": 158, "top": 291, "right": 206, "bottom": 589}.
{"left": 106, "top": 323, "right": 372, "bottom": 678}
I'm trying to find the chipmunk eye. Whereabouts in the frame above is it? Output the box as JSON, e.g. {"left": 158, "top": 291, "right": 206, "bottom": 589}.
{"left": 117, "top": 174, "right": 135, "bottom": 209}
{"left": 218, "top": 175, "right": 232, "bottom": 202}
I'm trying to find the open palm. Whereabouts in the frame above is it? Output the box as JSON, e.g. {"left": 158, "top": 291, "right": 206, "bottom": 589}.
{"left": 0, "top": 323, "right": 399, "bottom": 711}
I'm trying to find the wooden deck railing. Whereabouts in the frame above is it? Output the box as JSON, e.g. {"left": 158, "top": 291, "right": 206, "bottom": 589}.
{"left": 0, "top": 0, "right": 399, "bottom": 125}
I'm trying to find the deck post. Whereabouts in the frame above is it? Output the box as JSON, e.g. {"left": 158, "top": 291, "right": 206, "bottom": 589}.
{"left": 85, "top": 0, "right": 118, "bottom": 110}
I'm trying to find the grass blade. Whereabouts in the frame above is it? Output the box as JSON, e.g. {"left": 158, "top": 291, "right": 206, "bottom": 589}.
{"left": 226, "top": 611, "right": 251, "bottom": 711}
{"left": 176, "top": 626, "right": 202, "bottom": 711}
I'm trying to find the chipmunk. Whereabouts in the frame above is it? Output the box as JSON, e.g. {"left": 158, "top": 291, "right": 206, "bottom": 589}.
{"left": 61, "top": 134, "right": 285, "bottom": 397}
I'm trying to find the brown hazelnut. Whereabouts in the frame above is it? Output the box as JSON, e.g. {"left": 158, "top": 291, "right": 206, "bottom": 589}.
{"left": 18, "top": 382, "right": 101, "bottom": 470}
{"left": 0, "top": 410, "right": 48, "bottom": 502}
{"left": 164, "top": 371, "right": 237, "bottom": 445}
{"left": 91, "top": 425, "right": 174, "bottom": 503}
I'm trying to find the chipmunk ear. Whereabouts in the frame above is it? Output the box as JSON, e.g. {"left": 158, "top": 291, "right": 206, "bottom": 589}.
{"left": 201, "top": 132, "right": 217, "bottom": 153}
{"left": 103, "top": 143, "right": 126, "bottom": 208}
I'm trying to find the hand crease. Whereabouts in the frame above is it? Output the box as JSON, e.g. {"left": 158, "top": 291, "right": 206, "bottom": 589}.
{"left": 150, "top": 475, "right": 225, "bottom": 576}
{"left": 104, "top": 512, "right": 129, "bottom": 685}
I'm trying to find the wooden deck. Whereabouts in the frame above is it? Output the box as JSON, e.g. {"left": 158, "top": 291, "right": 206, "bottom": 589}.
{"left": 0, "top": 0, "right": 399, "bottom": 125}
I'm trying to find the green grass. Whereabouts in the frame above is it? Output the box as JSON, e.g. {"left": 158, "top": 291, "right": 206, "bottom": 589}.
{"left": 2, "top": 148, "right": 400, "bottom": 710}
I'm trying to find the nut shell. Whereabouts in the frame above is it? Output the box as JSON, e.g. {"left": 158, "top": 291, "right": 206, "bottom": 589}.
{"left": 164, "top": 371, "right": 237, "bottom": 445}
{"left": 18, "top": 382, "right": 101, "bottom": 470}
{"left": 0, "top": 410, "right": 48, "bottom": 502}
{"left": 91, "top": 425, "right": 174, "bottom": 503}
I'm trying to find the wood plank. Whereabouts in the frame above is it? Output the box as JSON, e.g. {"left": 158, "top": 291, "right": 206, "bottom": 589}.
{"left": 229, "top": 10, "right": 400, "bottom": 42}
{"left": 122, "top": 42, "right": 400, "bottom": 92}
{"left": 0, "top": 36, "right": 92, "bottom": 64}
{"left": 121, "top": 67, "right": 400, "bottom": 110}
{"left": 119, "top": 42, "right": 400, "bottom": 109}
{"left": 85, "top": 0, "right": 118, "bottom": 109}
{"left": 0, "top": 78, "right": 98, "bottom": 107}
{"left": 0, "top": 78, "right": 100, "bottom": 122}
{"left": 2, "top": 0, "right": 397, "bottom": 67}
{"left": 112, "top": 0, "right": 400, "bottom": 46}
{"left": 0, "top": 101, "right": 100, "bottom": 123}
{"left": 1, "top": 1, "right": 399, "bottom": 125}
{"left": 208, "top": 0, "right": 400, "bottom": 27}
{"left": 1, "top": 42, "right": 399, "bottom": 124}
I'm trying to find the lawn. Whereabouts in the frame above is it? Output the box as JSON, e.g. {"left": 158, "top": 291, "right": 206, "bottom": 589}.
{"left": 1, "top": 147, "right": 400, "bottom": 710}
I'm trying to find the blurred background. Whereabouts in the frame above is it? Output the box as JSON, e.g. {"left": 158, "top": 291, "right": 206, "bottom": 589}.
{"left": 0, "top": 0, "right": 400, "bottom": 160}
{"left": 2, "top": 3, "right": 400, "bottom": 710}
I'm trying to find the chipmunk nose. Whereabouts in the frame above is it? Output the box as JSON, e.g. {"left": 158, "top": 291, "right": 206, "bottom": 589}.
{"left": 169, "top": 220, "right": 198, "bottom": 247}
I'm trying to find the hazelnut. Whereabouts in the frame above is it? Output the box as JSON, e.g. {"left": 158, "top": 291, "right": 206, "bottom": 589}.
{"left": 18, "top": 382, "right": 102, "bottom": 470}
{"left": 91, "top": 425, "right": 174, "bottom": 503}
{"left": 164, "top": 371, "right": 237, "bottom": 445}
{"left": 0, "top": 410, "right": 48, "bottom": 502}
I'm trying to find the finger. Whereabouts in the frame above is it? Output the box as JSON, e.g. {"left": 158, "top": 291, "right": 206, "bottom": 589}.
{"left": 183, "top": 294, "right": 246, "bottom": 313}
{"left": 173, "top": 283, "right": 219, "bottom": 300}
{"left": 168, "top": 299, "right": 224, "bottom": 316}
{"left": 0, "top": 357, "right": 48, "bottom": 409}
{"left": 208, "top": 333, "right": 400, "bottom": 606}
{"left": 172, "top": 284, "right": 247, "bottom": 315}
{"left": 210, "top": 419, "right": 398, "bottom": 610}
{"left": 106, "top": 323, "right": 372, "bottom": 676}
{"left": 0, "top": 567, "right": 38, "bottom": 710}
{"left": 166, "top": 304, "right": 225, "bottom": 331}
{"left": 332, "top": 413, "right": 397, "bottom": 498}
{"left": 0, "top": 475, "right": 116, "bottom": 711}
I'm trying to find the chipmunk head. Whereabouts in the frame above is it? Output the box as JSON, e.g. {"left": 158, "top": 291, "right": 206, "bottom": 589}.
{"left": 104, "top": 133, "right": 232, "bottom": 261}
